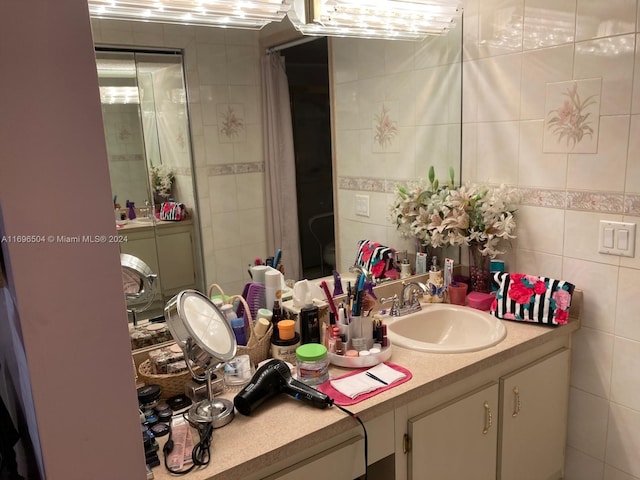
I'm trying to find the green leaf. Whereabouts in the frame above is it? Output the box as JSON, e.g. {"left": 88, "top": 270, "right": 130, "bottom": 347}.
{"left": 428, "top": 165, "right": 435, "bottom": 185}
{"left": 433, "top": 179, "right": 439, "bottom": 191}
{"left": 449, "top": 166, "right": 455, "bottom": 187}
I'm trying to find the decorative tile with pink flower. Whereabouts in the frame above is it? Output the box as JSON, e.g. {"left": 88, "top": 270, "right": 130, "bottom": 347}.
{"left": 372, "top": 101, "right": 399, "bottom": 153}
{"left": 543, "top": 78, "right": 601, "bottom": 154}
{"left": 217, "top": 103, "right": 246, "bottom": 143}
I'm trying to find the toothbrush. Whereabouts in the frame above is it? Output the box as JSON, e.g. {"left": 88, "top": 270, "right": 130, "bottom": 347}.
{"left": 320, "top": 280, "right": 339, "bottom": 318}
{"left": 273, "top": 249, "right": 282, "bottom": 268}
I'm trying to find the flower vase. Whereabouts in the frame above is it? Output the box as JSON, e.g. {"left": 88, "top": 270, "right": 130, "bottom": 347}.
{"left": 468, "top": 243, "right": 491, "bottom": 293}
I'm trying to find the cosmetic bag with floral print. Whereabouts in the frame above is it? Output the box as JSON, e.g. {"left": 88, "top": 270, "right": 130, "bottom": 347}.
{"left": 490, "top": 272, "right": 575, "bottom": 326}
{"left": 160, "top": 201, "right": 187, "bottom": 221}
{"left": 354, "top": 240, "right": 398, "bottom": 280}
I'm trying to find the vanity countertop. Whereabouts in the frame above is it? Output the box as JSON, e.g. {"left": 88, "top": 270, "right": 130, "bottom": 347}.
{"left": 116, "top": 217, "right": 193, "bottom": 233}
{"left": 150, "top": 301, "right": 581, "bottom": 480}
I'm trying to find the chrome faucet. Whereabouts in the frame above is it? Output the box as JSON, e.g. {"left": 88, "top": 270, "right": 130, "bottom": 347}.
{"left": 381, "top": 282, "right": 428, "bottom": 317}
{"left": 401, "top": 281, "right": 427, "bottom": 308}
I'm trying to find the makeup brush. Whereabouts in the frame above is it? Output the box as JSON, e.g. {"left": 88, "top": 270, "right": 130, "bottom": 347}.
{"left": 362, "top": 293, "right": 377, "bottom": 316}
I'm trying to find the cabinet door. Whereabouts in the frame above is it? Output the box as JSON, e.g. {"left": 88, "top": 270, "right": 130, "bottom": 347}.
{"left": 120, "top": 233, "right": 160, "bottom": 276}
{"left": 408, "top": 383, "right": 499, "bottom": 480}
{"left": 156, "top": 229, "right": 195, "bottom": 295}
{"left": 498, "top": 348, "right": 570, "bottom": 480}
{"left": 264, "top": 436, "right": 365, "bottom": 480}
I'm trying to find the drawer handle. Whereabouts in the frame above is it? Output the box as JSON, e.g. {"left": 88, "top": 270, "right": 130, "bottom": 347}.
{"left": 483, "top": 401, "right": 492, "bottom": 435}
{"left": 512, "top": 387, "right": 521, "bottom": 417}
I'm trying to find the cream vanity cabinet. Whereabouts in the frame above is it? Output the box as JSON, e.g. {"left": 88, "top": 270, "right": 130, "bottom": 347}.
{"left": 120, "top": 221, "right": 197, "bottom": 309}
{"left": 408, "top": 383, "right": 499, "bottom": 480}
{"left": 401, "top": 347, "right": 571, "bottom": 480}
{"left": 498, "top": 348, "right": 570, "bottom": 480}
{"left": 251, "top": 411, "right": 394, "bottom": 480}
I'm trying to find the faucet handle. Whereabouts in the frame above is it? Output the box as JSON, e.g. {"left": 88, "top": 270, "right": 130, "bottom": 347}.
{"left": 380, "top": 294, "right": 400, "bottom": 317}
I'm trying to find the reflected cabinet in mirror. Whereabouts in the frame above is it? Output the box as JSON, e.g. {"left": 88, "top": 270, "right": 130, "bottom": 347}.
{"left": 96, "top": 49, "right": 204, "bottom": 321}
{"left": 90, "top": 16, "right": 462, "bottom": 297}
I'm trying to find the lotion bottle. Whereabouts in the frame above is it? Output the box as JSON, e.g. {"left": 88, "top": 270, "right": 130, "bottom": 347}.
{"left": 400, "top": 250, "right": 412, "bottom": 279}
{"left": 427, "top": 256, "right": 444, "bottom": 303}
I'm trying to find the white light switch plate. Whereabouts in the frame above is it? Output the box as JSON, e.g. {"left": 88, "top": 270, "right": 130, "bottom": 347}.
{"left": 355, "top": 194, "right": 370, "bottom": 217}
{"left": 598, "top": 220, "right": 636, "bottom": 257}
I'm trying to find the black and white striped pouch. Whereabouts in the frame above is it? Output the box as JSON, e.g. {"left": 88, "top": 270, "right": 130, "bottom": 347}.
{"left": 490, "top": 272, "right": 575, "bottom": 326}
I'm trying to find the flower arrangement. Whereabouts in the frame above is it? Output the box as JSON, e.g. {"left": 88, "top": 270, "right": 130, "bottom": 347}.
{"left": 150, "top": 164, "right": 174, "bottom": 199}
{"left": 390, "top": 167, "right": 520, "bottom": 258}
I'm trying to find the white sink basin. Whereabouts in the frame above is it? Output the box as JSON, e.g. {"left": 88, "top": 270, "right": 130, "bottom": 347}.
{"left": 132, "top": 217, "right": 156, "bottom": 225}
{"left": 315, "top": 274, "right": 358, "bottom": 294}
{"left": 386, "top": 304, "right": 507, "bottom": 353}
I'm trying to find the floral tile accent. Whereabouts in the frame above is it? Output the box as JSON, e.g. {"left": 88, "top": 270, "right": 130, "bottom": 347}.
{"left": 372, "top": 102, "right": 399, "bottom": 153}
{"left": 517, "top": 188, "right": 567, "bottom": 209}
{"left": 205, "top": 162, "right": 263, "bottom": 177}
{"left": 566, "top": 191, "right": 624, "bottom": 213}
{"left": 543, "top": 78, "right": 601, "bottom": 153}
{"left": 338, "top": 176, "right": 399, "bottom": 193}
{"left": 338, "top": 176, "right": 640, "bottom": 218}
{"left": 116, "top": 123, "right": 134, "bottom": 143}
{"left": 217, "top": 103, "right": 246, "bottom": 143}
{"left": 110, "top": 154, "right": 144, "bottom": 163}
{"left": 175, "top": 125, "right": 188, "bottom": 152}
{"left": 624, "top": 194, "right": 640, "bottom": 215}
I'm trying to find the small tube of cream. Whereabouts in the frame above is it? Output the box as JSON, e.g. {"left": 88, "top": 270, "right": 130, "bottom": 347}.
{"left": 444, "top": 257, "right": 454, "bottom": 288}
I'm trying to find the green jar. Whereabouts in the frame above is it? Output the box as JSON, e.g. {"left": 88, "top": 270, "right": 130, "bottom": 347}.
{"left": 295, "top": 343, "right": 329, "bottom": 386}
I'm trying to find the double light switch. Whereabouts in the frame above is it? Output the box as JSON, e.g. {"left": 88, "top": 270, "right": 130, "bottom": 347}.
{"left": 598, "top": 221, "right": 636, "bottom": 257}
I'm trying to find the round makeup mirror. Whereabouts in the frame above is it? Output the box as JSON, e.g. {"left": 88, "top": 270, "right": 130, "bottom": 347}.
{"left": 165, "top": 290, "right": 236, "bottom": 427}
{"left": 121, "top": 253, "right": 158, "bottom": 325}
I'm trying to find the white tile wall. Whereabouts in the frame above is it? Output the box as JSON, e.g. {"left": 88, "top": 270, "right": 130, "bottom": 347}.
{"left": 568, "top": 387, "right": 611, "bottom": 459}
{"left": 462, "top": 1, "right": 640, "bottom": 478}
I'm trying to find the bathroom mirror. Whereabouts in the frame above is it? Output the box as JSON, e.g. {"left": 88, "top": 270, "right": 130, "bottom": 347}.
{"left": 91, "top": 15, "right": 462, "bottom": 297}
{"left": 97, "top": 48, "right": 203, "bottom": 322}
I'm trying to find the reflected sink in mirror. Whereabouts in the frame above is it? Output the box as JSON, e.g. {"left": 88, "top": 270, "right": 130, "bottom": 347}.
{"left": 132, "top": 217, "right": 156, "bottom": 225}
{"left": 385, "top": 304, "right": 507, "bottom": 353}
{"left": 314, "top": 274, "right": 358, "bottom": 294}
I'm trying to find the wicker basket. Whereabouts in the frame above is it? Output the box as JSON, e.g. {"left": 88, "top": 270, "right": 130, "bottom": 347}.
{"left": 230, "top": 294, "right": 273, "bottom": 367}
{"left": 138, "top": 359, "right": 199, "bottom": 399}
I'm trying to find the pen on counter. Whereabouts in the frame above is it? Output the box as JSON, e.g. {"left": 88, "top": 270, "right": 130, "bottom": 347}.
{"left": 365, "top": 372, "right": 388, "bottom": 386}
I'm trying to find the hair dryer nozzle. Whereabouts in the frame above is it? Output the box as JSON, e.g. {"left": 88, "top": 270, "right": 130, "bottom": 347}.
{"left": 233, "top": 359, "right": 332, "bottom": 416}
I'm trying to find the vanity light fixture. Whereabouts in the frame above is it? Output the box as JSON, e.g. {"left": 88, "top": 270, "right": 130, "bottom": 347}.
{"left": 287, "top": 0, "right": 462, "bottom": 40}
{"left": 87, "top": 0, "right": 291, "bottom": 30}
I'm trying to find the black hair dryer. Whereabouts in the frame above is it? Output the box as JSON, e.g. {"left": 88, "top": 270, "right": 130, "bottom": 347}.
{"left": 234, "top": 359, "right": 333, "bottom": 415}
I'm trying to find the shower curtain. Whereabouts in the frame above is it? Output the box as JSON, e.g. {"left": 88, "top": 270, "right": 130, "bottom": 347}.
{"left": 261, "top": 53, "right": 302, "bottom": 281}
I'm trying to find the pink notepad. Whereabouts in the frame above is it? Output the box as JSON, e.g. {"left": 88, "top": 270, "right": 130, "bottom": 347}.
{"left": 317, "top": 362, "right": 412, "bottom": 406}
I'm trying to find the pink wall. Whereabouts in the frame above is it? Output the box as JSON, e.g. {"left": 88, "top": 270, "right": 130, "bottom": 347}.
{"left": 0, "top": 1, "right": 146, "bottom": 478}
